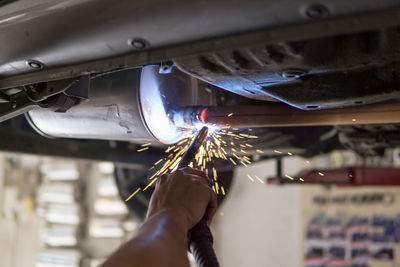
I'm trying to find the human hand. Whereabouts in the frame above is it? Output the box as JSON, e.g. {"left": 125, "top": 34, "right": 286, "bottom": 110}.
{"left": 146, "top": 167, "right": 218, "bottom": 232}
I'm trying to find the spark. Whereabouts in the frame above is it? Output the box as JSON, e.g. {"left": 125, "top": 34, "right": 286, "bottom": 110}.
{"left": 141, "top": 143, "right": 152, "bottom": 147}
{"left": 125, "top": 187, "right": 141, "bottom": 202}
{"left": 212, "top": 167, "right": 218, "bottom": 181}
{"left": 143, "top": 178, "right": 158, "bottom": 191}
{"left": 254, "top": 175, "right": 264, "bottom": 184}
{"left": 285, "top": 174, "right": 294, "bottom": 180}
{"left": 318, "top": 172, "right": 324, "bottom": 176}
{"left": 169, "top": 157, "right": 182, "bottom": 172}
{"left": 215, "top": 182, "right": 220, "bottom": 194}
{"left": 126, "top": 127, "right": 258, "bottom": 200}
{"left": 349, "top": 174, "right": 353, "bottom": 178}
{"left": 242, "top": 157, "right": 251, "bottom": 164}
{"left": 165, "top": 146, "right": 175, "bottom": 153}
{"left": 352, "top": 118, "right": 357, "bottom": 122}
{"left": 274, "top": 150, "right": 282, "bottom": 154}
{"left": 247, "top": 174, "right": 254, "bottom": 182}
{"left": 299, "top": 178, "right": 304, "bottom": 182}
{"left": 227, "top": 113, "right": 234, "bottom": 117}
{"left": 287, "top": 152, "right": 293, "bottom": 156}
{"left": 137, "top": 147, "right": 149, "bottom": 152}
{"left": 241, "top": 161, "right": 249, "bottom": 167}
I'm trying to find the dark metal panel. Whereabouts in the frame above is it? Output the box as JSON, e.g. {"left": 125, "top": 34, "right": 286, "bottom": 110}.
{"left": 0, "top": 0, "right": 399, "bottom": 89}
{"left": 174, "top": 28, "right": 400, "bottom": 108}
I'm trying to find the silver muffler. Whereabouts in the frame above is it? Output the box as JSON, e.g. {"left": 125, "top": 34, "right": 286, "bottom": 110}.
{"left": 27, "top": 66, "right": 216, "bottom": 144}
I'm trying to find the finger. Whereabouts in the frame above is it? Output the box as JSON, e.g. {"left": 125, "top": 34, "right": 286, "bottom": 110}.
{"left": 180, "top": 167, "right": 208, "bottom": 178}
{"left": 172, "top": 168, "right": 211, "bottom": 185}
{"left": 155, "top": 173, "right": 168, "bottom": 188}
{"left": 159, "top": 173, "right": 168, "bottom": 184}
{"left": 204, "top": 188, "right": 218, "bottom": 226}
{"left": 180, "top": 167, "right": 212, "bottom": 183}
{"left": 188, "top": 174, "right": 213, "bottom": 186}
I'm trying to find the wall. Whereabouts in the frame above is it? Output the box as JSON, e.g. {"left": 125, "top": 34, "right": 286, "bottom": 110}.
{"left": 212, "top": 159, "right": 303, "bottom": 267}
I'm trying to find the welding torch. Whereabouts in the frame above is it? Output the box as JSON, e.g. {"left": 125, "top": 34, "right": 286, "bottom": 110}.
{"left": 178, "top": 126, "right": 220, "bottom": 267}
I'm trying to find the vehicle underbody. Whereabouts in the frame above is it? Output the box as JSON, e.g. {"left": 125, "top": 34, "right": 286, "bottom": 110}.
{"left": 0, "top": 0, "right": 400, "bottom": 216}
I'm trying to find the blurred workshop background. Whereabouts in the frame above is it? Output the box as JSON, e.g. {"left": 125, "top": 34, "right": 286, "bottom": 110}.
{"left": 1, "top": 149, "right": 400, "bottom": 267}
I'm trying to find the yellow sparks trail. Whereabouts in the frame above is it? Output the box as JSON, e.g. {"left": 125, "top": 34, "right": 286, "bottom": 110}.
{"left": 299, "top": 178, "right": 305, "bottom": 182}
{"left": 125, "top": 127, "right": 261, "bottom": 201}
{"left": 318, "top": 172, "right": 324, "bottom": 176}
{"left": 143, "top": 178, "right": 158, "bottom": 191}
{"left": 221, "top": 186, "right": 226, "bottom": 195}
{"left": 274, "top": 150, "right": 282, "bottom": 154}
{"left": 254, "top": 175, "right": 264, "bottom": 184}
{"left": 215, "top": 182, "right": 220, "bottom": 194}
{"left": 154, "top": 158, "right": 163, "bottom": 166}
{"left": 137, "top": 147, "right": 149, "bottom": 152}
{"left": 246, "top": 174, "right": 254, "bottom": 182}
{"left": 227, "top": 113, "right": 234, "bottom": 117}
{"left": 285, "top": 174, "right": 294, "bottom": 180}
{"left": 141, "top": 143, "right": 152, "bottom": 147}
{"left": 125, "top": 187, "right": 141, "bottom": 202}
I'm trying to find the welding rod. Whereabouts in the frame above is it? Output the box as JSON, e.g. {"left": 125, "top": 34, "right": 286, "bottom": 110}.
{"left": 178, "top": 126, "right": 220, "bottom": 267}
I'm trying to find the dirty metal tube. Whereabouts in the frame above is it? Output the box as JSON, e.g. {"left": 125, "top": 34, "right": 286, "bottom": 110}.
{"left": 185, "top": 102, "right": 400, "bottom": 128}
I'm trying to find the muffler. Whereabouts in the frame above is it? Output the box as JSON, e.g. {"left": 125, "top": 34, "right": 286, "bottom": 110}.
{"left": 27, "top": 66, "right": 215, "bottom": 144}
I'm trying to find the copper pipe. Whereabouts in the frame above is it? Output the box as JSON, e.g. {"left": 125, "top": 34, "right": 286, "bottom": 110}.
{"left": 201, "top": 102, "right": 400, "bottom": 128}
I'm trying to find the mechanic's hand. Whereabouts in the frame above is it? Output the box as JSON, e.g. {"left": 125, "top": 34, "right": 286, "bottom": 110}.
{"left": 146, "top": 167, "right": 218, "bottom": 232}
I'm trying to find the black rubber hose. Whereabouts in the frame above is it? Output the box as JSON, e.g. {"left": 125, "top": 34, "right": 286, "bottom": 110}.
{"left": 188, "top": 219, "right": 220, "bottom": 267}
{"left": 178, "top": 126, "right": 220, "bottom": 267}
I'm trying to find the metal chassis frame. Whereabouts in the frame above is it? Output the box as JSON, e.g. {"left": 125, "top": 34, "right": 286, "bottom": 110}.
{"left": 0, "top": 8, "right": 399, "bottom": 89}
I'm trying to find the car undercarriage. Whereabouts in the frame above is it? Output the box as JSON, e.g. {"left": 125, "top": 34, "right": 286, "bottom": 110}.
{"left": 0, "top": 0, "right": 400, "bottom": 216}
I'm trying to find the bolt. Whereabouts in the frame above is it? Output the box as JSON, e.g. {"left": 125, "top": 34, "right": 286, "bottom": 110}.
{"left": 306, "top": 4, "right": 329, "bottom": 19}
{"left": 130, "top": 39, "right": 147, "bottom": 49}
{"left": 26, "top": 60, "right": 44, "bottom": 69}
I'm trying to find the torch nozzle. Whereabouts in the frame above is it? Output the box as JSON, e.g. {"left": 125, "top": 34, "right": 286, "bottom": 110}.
{"left": 179, "top": 126, "right": 209, "bottom": 167}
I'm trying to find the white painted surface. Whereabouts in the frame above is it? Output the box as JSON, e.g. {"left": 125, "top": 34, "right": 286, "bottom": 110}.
{"left": 212, "top": 159, "right": 303, "bottom": 267}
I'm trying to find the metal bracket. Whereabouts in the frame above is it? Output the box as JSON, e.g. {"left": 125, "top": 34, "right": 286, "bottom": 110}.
{"left": 0, "top": 75, "right": 90, "bottom": 123}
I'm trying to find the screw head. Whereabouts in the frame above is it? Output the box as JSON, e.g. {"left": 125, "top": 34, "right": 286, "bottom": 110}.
{"left": 306, "top": 4, "right": 329, "bottom": 19}
{"left": 130, "top": 39, "right": 147, "bottom": 49}
{"left": 26, "top": 59, "right": 44, "bottom": 69}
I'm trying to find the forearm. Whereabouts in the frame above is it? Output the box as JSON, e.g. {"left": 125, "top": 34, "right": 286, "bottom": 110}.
{"left": 102, "top": 209, "right": 189, "bottom": 267}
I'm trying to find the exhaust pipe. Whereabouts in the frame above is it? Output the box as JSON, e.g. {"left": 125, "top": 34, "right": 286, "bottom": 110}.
{"left": 175, "top": 103, "right": 400, "bottom": 129}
